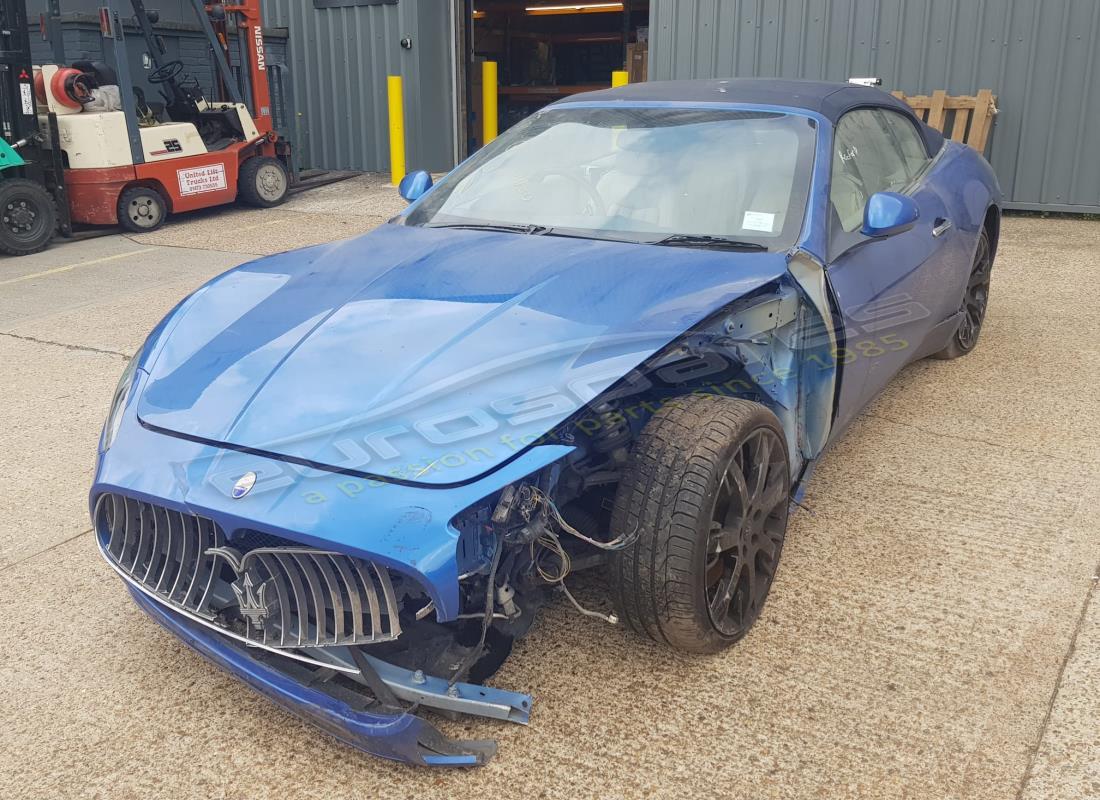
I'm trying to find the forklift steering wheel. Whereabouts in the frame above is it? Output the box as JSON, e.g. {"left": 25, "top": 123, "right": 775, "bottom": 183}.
{"left": 148, "top": 60, "right": 184, "bottom": 84}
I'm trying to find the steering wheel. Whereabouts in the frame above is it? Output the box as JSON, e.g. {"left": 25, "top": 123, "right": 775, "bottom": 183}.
{"left": 148, "top": 60, "right": 184, "bottom": 84}
{"left": 537, "top": 170, "right": 608, "bottom": 217}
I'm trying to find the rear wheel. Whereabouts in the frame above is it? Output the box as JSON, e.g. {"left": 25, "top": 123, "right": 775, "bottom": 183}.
{"left": 934, "top": 227, "right": 993, "bottom": 359}
{"left": 238, "top": 156, "right": 289, "bottom": 208}
{"left": 609, "top": 395, "right": 790, "bottom": 653}
{"left": 0, "top": 179, "right": 56, "bottom": 256}
{"left": 117, "top": 185, "right": 167, "bottom": 233}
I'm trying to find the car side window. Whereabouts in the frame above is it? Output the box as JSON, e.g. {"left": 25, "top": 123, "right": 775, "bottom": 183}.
{"left": 829, "top": 109, "right": 914, "bottom": 233}
{"left": 879, "top": 109, "right": 931, "bottom": 180}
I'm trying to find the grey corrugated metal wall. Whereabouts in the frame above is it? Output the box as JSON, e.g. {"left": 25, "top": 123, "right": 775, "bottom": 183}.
{"left": 261, "top": 0, "right": 455, "bottom": 173}
{"left": 649, "top": 0, "right": 1100, "bottom": 212}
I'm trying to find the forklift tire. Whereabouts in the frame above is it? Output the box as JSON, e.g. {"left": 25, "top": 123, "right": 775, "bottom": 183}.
{"left": 0, "top": 179, "right": 56, "bottom": 257}
{"left": 118, "top": 186, "right": 168, "bottom": 233}
{"left": 239, "top": 157, "right": 289, "bottom": 208}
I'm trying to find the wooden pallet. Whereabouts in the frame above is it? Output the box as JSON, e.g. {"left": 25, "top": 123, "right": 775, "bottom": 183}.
{"left": 891, "top": 89, "right": 998, "bottom": 153}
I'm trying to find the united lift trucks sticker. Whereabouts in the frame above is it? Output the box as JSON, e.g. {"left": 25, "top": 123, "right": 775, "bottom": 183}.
{"left": 177, "top": 164, "right": 228, "bottom": 196}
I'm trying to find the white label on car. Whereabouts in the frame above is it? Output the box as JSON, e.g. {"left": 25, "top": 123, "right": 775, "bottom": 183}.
{"left": 742, "top": 210, "right": 775, "bottom": 232}
{"left": 177, "top": 164, "right": 227, "bottom": 196}
{"left": 20, "top": 83, "right": 34, "bottom": 115}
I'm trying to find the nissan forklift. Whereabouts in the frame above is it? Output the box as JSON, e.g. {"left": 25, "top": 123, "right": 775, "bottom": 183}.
{"left": 2, "top": 0, "right": 293, "bottom": 256}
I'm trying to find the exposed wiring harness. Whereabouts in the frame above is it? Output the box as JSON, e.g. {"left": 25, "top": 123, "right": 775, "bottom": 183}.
{"left": 531, "top": 487, "right": 639, "bottom": 551}
{"left": 527, "top": 489, "right": 622, "bottom": 625}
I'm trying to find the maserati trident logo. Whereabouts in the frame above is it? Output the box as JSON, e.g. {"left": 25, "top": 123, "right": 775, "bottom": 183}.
{"left": 206, "top": 546, "right": 274, "bottom": 633}
{"left": 231, "top": 572, "right": 271, "bottom": 631}
{"left": 232, "top": 471, "right": 257, "bottom": 499}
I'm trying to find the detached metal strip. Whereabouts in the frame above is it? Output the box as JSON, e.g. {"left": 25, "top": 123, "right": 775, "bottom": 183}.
{"left": 359, "top": 653, "right": 531, "bottom": 725}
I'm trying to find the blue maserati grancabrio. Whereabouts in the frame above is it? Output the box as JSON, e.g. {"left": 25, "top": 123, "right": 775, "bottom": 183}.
{"left": 91, "top": 79, "right": 1001, "bottom": 766}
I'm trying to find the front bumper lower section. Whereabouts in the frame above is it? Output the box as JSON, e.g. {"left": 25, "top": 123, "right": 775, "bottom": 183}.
{"left": 130, "top": 588, "right": 524, "bottom": 767}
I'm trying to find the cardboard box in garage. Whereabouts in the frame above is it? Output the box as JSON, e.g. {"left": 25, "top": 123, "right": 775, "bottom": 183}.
{"left": 626, "top": 41, "right": 648, "bottom": 83}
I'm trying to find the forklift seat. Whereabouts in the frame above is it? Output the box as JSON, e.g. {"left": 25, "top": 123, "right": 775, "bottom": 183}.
{"left": 71, "top": 61, "right": 118, "bottom": 88}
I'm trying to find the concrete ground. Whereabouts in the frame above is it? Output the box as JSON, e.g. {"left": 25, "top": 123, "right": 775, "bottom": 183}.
{"left": 1, "top": 184, "right": 1097, "bottom": 799}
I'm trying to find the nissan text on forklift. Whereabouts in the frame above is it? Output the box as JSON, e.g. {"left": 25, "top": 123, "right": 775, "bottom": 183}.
{"left": 0, "top": 0, "right": 291, "bottom": 256}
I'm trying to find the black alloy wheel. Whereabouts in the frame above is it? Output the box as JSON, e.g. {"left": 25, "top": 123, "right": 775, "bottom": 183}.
{"left": 705, "top": 426, "right": 789, "bottom": 637}
{"left": 935, "top": 227, "right": 993, "bottom": 359}
{"left": 609, "top": 395, "right": 791, "bottom": 653}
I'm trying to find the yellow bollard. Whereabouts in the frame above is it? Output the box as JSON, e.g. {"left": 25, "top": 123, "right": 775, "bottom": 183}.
{"left": 482, "top": 61, "right": 498, "bottom": 145}
{"left": 611, "top": 70, "right": 629, "bottom": 88}
{"left": 387, "top": 75, "right": 406, "bottom": 185}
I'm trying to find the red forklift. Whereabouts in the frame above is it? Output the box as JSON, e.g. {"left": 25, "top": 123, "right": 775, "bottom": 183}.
{"left": 1, "top": 0, "right": 295, "bottom": 255}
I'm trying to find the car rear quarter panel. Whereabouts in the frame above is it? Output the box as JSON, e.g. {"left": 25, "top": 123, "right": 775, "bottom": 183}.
{"left": 929, "top": 141, "right": 1002, "bottom": 259}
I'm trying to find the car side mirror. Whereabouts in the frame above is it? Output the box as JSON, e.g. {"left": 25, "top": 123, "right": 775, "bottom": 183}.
{"left": 398, "top": 170, "right": 433, "bottom": 203}
{"left": 861, "top": 191, "right": 919, "bottom": 237}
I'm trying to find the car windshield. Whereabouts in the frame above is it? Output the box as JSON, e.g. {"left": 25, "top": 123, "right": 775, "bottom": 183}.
{"left": 403, "top": 106, "right": 816, "bottom": 250}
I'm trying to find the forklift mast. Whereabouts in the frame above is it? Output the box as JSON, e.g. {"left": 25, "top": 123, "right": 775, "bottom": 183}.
{"left": 0, "top": 0, "right": 38, "bottom": 145}
{"left": 121, "top": 0, "right": 273, "bottom": 138}
{"left": 90, "top": 0, "right": 280, "bottom": 165}
{"left": 210, "top": 2, "right": 274, "bottom": 137}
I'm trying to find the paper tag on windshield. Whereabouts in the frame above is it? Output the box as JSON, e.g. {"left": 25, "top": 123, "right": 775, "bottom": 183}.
{"left": 742, "top": 211, "right": 775, "bottom": 232}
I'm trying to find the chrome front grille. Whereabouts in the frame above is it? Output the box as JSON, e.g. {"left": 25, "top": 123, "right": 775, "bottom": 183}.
{"left": 94, "top": 493, "right": 402, "bottom": 649}
{"left": 98, "top": 493, "right": 224, "bottom": 617}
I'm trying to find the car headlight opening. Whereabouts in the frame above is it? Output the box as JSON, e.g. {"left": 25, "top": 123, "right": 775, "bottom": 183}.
{"left": 101, "top": 351, "right": 141, "bottom": 452}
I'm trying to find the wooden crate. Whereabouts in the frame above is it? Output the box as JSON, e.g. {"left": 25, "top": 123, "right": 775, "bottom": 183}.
{"left": 891, "top": 89, "right": 998, "bottom": 153}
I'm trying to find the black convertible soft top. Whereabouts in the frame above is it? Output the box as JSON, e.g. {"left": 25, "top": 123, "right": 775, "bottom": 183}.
{"left": 558, "top": 78, "right": 945, "bottom": 155}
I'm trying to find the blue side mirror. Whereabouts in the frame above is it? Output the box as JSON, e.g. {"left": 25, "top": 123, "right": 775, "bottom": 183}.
{"left": 861, "top": 191, "right": 919, "bottom": 237}
{"left": 398, "top": 170, "right": 433, "bottom": 203}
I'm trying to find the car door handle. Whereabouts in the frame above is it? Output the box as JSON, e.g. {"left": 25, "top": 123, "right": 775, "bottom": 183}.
{"left": 932, "top": 218, "right": 953, "bottom": 237}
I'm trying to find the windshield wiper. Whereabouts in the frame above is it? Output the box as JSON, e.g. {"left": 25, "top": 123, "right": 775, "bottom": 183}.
{"left": 426, "top": 222, "right": 550, "bottom": 235}
{"left": 651, "top": 234, "right": 768, "bottom": 251}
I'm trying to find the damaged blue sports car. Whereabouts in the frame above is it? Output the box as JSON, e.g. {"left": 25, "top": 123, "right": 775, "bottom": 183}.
{"left": 91, "top": 79, "right": 1001, "bottom": 766}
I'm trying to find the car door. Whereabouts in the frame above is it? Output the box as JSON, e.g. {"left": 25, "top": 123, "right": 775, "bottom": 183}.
{"left": 825, "top": 108, "right": 960, "bottom": 437}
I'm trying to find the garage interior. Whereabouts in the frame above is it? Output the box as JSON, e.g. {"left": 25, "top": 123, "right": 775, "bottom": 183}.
{"left": 461, "top": 1, "right": 651, "bottom": 151}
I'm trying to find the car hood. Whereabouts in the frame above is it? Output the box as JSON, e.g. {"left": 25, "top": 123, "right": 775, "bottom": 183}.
{"left": 137, "top": 223, "right": 789, "bottom": 485}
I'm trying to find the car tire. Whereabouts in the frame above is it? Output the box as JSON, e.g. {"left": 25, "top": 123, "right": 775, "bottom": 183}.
{"left": 608, "top": 394, "right": 790, "bottom": 654}
{"left": 933, "top": 227, "right": 993, "bottom": 359}
{"left": 117, "top": 185, "right": 167, "bottom": 233}
{"left": 238, "top": 156, "right": 289, "bottom": 208}
{"left": 0, "top": 178, "right": 56, "bottom": 256}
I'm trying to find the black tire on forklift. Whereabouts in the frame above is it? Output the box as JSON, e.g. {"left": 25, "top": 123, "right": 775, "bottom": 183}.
{"left": 0, "top": 178, "right": 57, "bottom": 257}
{"left": 238, "top": 156, "right": 289, "bottom": 208}
{"left": 117, "top": 185, "right": 168, "bottom": 233}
